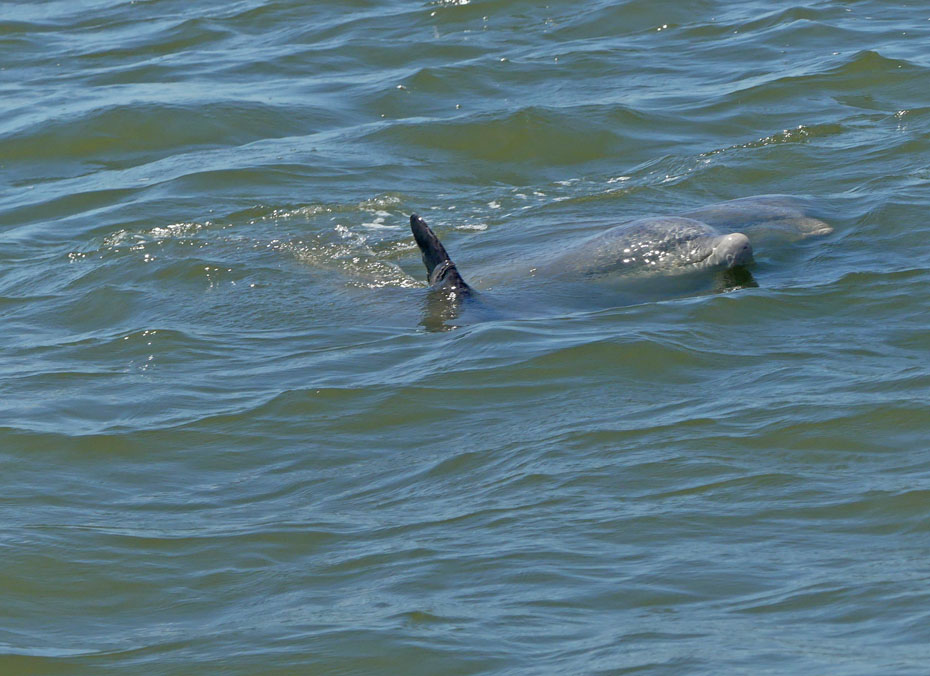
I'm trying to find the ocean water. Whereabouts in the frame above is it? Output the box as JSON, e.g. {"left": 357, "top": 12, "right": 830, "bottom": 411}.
{"left": 2, "top": 0, "right": 930, "bottom": 673}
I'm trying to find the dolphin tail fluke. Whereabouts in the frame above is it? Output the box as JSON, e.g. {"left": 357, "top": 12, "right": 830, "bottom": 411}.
{"left": 410, "top": 214, "right": 472, "bottom": 294}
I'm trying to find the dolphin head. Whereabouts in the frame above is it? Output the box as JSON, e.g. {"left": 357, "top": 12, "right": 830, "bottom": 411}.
{"left": 705, "top": 232, "right": 753, "bottom": 268}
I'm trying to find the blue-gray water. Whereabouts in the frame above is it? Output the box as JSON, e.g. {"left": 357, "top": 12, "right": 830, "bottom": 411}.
{"left": 2, "top": 1, "right": 930, "bottom": 673}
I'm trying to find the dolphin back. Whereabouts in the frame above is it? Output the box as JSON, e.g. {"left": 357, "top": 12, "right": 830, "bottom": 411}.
{"left": 683, "top": 195, "right": 832, "bottom": 239}
{"left": 545, "top": 217, "right": 742, "bottom": 278}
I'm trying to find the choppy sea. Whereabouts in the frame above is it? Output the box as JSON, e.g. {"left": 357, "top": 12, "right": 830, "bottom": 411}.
{"left": 3, "top": 1, "right": 930, "bottom": 673}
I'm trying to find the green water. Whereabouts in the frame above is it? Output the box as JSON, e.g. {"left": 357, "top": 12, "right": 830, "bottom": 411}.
{"left": 2, "top": 1, "right": 930, "bottom": 673}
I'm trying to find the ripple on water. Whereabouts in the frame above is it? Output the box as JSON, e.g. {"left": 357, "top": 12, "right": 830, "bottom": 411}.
{"left": 4, "top": 0, "right": 930, "bottom": 674}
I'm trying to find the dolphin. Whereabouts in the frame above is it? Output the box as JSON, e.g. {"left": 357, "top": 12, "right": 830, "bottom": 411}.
{"left": 409, "top": 195, "right": 831, "bottom": 316}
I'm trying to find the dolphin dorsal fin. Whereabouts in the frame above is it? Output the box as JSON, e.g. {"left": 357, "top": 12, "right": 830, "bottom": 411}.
{"left": 410, "top": 214, "right": 472, "bottom": 294}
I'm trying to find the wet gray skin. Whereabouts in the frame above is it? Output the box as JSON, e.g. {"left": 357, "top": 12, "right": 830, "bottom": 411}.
{"left": 682, "top": 194, "right": 833, "bottom": 242}
{"left": 539, "top": 217, "right": 753, "bottom": 279}
{"left": 409, "top": 195, "right": 832, "bottom": 327}
{"left": 535, "top": 195, "right": 829, "bottom": 280}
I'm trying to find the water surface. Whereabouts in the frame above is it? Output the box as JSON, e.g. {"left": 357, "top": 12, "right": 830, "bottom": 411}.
{"left": 3, "top": 1, "right": 930, "bottom": 673}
